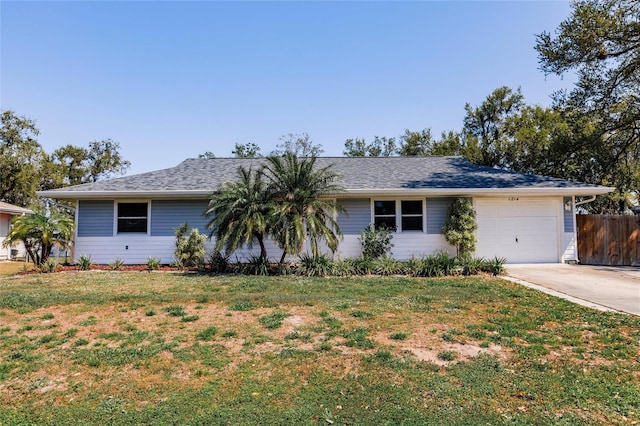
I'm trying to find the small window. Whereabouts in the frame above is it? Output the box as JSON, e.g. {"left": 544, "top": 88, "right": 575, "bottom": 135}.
{"left": 374, "top": 200, "right": 396, "bottom": 229}
{"left": 401, "top": 200, "right": 423, "bottom": 231}
{"left": 117, "top": 203, "right": 148, "bottom": 233}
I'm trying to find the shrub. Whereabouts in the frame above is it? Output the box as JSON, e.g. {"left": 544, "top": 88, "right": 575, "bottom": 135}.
{"left": 359, "top": 224, "right": 394, "bottom": 260}
{"left": 483, "top": 256, "right": 506, "bottom": 275}
{"left": 40, "top": 258, "right": 59, "bottom": 273}
{"left": 296, "top": 253, "right": 333, "bottom": 277}
{"left": 373, "top": 256, "right": 404, "bottom": 276}
{"left": 352, "top": 257, "right": 375, "bottom": 275}
{"left": 77, "top": 255, "right": 92, "bottom": 271}
{"left": 146, "top": 256, "right": 161, "bottom": 271}
{"left": 109, "top": 258, "right": 124, "bottom": 271}
{"left": 331, "top": 258, "right": 356, "bottom": 276}
{"left": 240, "top": 255, "right": 270, "bottom": 276}
{"left": 410, "top": 252, "right": 457, "bottom": 277}
{"left": 441, "top": 198, "right": 478, "bottom": 260}
{"left": 460, "top": 256, "right": 485, "bottom": 276}
{"left": 174, "top": 223, "right": 207, "bottom": 268}
{"left": 208, "top": 250, "right": 229, "bottom": 274}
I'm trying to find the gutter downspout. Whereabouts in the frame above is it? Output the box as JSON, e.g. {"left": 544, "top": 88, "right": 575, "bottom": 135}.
{"left": 575, "top": 195, "right": 596, "bottom": 207}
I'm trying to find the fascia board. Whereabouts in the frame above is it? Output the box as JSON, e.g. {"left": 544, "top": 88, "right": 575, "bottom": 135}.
{"left": 38, "top": 185, "right": 614, "bottom": 201}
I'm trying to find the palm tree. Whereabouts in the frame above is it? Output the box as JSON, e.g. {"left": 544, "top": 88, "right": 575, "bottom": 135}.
{"left": 204, "top": 166, "right": 272, "bottom": 260}
{"left": 263, "top": 153, "right": 345, "bottom": 263}
{"left": 3, "top": 210, "right": 74, "bottom": 266}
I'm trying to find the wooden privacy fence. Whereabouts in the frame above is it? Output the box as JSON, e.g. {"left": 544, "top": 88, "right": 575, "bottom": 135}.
{"left": 576, "top": 214, "right": 640, "bottom": 266}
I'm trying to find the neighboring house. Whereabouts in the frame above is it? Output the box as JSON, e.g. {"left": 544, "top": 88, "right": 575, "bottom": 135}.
{"left": 0, "top": 202, "right": 33, "bottom": 260}
{"left": 37, "top": 156, "right": 613, "bottom": 264}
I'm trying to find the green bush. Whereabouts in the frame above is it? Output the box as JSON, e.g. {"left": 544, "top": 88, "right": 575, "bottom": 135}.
{"left": 297, "top": 253, "right": 333, "bottom": 277}
{"left": 77, "top": 255, "right": 92, "bottom": 271}
{"left": 109, "top": 258, "right": 124, "bottom": 271}
{"left": 208, "top": 250, "right": 229, "bottom": 274}
{"left": 483, "top": 256, "right": 506, "bottom": 275}
{"left": 146, "top": 257, "right": 161, "bottom": 271}
{"left": 460, "top": 256, "right": 485, "bottom": 276}
{"left": 331, "top": 258, "right": 356, "bottom": 276}
{"left": 442, "top": 198, "right": 478, "bottom": 260}
{"left": 373, "top": 256, "right": 405, "bottom": 276}
{"left": 40, "top": 258, "right": 59, "bottom": 273}
{"left": 240, "top": 255, "right": 270, "bottom": 276}
{"left": 359, "top": 224, "right": 394, "bottom": 260}
{"left": 174, "top": 223, "right": 207, "bottom": 268}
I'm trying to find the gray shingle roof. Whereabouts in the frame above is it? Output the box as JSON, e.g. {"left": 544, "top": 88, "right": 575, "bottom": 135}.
{"left": 38, "top": 156, "right": 612, "bottom": 198}
{"left": 0, "top": 201, "right": 33, "bottom": 215}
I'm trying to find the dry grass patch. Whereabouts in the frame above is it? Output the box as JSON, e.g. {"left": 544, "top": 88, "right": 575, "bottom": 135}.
{"left": 0, "top": 272, "right": 638, "bottom": 424}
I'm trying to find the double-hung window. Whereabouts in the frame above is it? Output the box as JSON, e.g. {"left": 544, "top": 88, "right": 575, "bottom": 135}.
{"left": 401, "top": 200, "right": 423, "bottom": 231}
{"left": 117, "top": 202, "right": 148, "bottom": 233}
{"left": 373, "top": 200, "right": 424, "bottom": 232}
{"left": 374, "top": 201, "right": 397, "bottom": 229}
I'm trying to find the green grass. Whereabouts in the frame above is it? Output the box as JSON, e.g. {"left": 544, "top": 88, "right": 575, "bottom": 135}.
{"left": 0, "top": 271, "right": 638, "bottom": 425}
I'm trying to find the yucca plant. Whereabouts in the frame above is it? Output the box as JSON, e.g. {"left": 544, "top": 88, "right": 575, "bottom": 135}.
{"left": 207, "top": 250, "right": 229, "bottom": 274}
{"left": 241, "top": 255, "right": 270, "bottom": 276}
{"left": 483, "top": 256, "right": 506, "bottom": 275}
{"left": 373, "top": 256, "right": 404, "bottom": 276}
{"left": 297, "top": 253, "right": 333, "bottom": 277}
{"left": 331, "top": 258, "right": 356, "bottom": 277}
{"left": 460, "top": 256, "right": 485, "bottom": 276}
{"left": 146, "top": 256, "right": 161, "bottom": 271}
{"left": 77, "top": 255, "right": 93, "bottom": 271}
{"left": 40, "top": 258, "right": 59, "bottom": 273}
{"left": 109, "top": 258, "right": 124, "bottom": 271}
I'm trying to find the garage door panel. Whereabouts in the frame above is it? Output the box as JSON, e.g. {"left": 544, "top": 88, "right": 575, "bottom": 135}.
{"left": 475, "top": 198, "right": 559, "bottom": 263}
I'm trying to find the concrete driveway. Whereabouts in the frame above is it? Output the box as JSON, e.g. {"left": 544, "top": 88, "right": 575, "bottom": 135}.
{"left": 505, "top": 264, "right": 640, "bottom": 316}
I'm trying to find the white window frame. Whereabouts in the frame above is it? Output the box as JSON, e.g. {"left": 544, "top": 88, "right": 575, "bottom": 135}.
{"left": 114, "top": 200, "right": 151, "bottom": 236}
{"left": 371, "top": 198, "right": 426, "bottom": 233}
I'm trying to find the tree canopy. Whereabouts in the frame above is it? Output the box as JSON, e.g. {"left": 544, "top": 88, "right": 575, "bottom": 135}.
{"left": 1, "top": 110, "right": 130, "bottom": 207}
{"left": 536, "top": 0, "right": 640, "bottom": 212}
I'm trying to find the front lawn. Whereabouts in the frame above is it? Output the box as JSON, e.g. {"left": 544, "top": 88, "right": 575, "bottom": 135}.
{"left": 0, "top": 272, "right": 638, "bottom": 424}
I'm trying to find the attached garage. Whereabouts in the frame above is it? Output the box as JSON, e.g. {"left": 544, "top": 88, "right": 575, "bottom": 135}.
{"left": 475, "top": 197, "right": 561, "bottom": 263}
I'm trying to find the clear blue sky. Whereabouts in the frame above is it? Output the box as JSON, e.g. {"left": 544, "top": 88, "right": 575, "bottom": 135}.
{"left": 1, "top": 1, "right": 573, "bottom": 176}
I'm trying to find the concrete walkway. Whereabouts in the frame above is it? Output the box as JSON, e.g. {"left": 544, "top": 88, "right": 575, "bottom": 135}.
{"left": 505, "top": 264, "right": 640, "bottom": 316}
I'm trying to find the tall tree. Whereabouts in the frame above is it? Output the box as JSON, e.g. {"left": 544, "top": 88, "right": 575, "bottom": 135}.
{"left": 198, "top": 151, "right": 216, "bottom": 158}
{"left": 463, "top": 87, "right": 525, "bottom": 167}
{"left": 271, "top": 133, "right": 324, "bottom": 157}
{"left": 50, "top": 140, "right": 130, "bottom": 186}
{"left": 232, "top": 142, "right": 262, "bottom": 158}
{"left": 3, "top": 210, "right": 74, "bottom": 266}
{"left": 263, "top": 153, "right": 344, "bottom": 262}
{"left": 398, "top": 129, "right": 435, "bottom": 156}
{"left": 344, "top": 136, "right": 396, "bottom": 157}
{"left": 85, "top": 139, "right": 130, "bottom": 183}
{"left": 536, "top": 0, "right": 640, "bottom": 212}
{"left": 0, "top": 110, "right": 47, "bottom": 206}
{"left": 204, "top": 167, "right": 272, "bottom": 260}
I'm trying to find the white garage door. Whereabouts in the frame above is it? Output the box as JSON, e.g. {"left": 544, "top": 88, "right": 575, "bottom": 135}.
{"left": 475, "top": 198, "right": 560, "bottom": 263}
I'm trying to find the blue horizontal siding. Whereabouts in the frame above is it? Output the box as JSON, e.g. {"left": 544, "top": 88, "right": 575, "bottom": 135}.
{"left": 150, "top": 200, "right": 210, "bottom": 237}
{"left": 78, "top": 201, "right": 114, "bottom": 237}
{"left": 337, "top": 198, "right": 371, "bottom": 235}
{"left": 426, "top": 198, "right": 455, "bottom": 234}
{"left": 563, "top": 196, "right": 574, "bottom": 233}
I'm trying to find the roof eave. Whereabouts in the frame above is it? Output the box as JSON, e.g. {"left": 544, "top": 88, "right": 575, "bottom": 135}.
{"left": 37, "top": 186, "right": 614, "bottom": 200}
